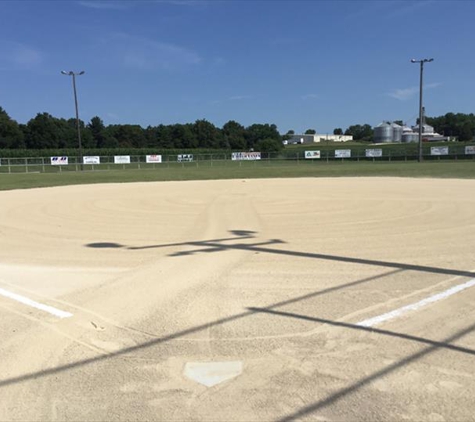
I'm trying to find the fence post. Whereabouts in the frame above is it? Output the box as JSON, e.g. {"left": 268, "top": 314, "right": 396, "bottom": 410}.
{"left": 25, "top": 158, "right": 28, "bottom": 173}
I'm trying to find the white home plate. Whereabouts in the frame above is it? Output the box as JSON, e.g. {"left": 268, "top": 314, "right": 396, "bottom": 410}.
{"left": 184, "top": 361, "right": 243, "bottom": 387}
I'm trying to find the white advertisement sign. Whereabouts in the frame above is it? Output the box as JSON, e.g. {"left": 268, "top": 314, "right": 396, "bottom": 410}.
{"left": 335, "top": 149, "right": 351, "bottom": 158}
{"left": 83, "top": 156, "right": 100, "bottom": 165}
{"left": 305, "top": 150, "right": 321, "bottom": 159}
{"left": 465, "top": 146, "right": 475, "bottom": 155}
{"left": 51, "top": 156, "right": 68, "bottom": 165}
{"left": 365, "top": 149, "right": 383, "bottom": 158}
{"left": 231, "top": 152, "right": 261, "bottom": 161}
{"left": 146, "top": 154, "right": 162, "bottom": 163}
{"left": 114, "top": 155, "right": 131, "bottom": 164}
{"left": 177, "top": 154, "right": 193, "bottom": 162}
{"left": 431, "top": 146, "right": 449, "bottom": 156}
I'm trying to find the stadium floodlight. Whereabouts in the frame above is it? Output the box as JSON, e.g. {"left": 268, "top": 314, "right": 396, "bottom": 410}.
{"left": 411, "top": 58, "right": 434, "bottom": 162}
{"left": 61, "top": 70, "right": 85, "bottom": 170}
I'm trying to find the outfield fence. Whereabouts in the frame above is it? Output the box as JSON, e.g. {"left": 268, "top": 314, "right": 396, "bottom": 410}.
{"left": 1, "top": 147, "right": 474, "bottom": 174}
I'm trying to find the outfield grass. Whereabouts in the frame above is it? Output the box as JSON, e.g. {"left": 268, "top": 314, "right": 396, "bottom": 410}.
{"left": 0, "top": 160, "right": 474, "bottom": 191}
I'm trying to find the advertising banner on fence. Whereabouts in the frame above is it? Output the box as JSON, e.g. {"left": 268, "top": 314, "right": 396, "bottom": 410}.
{"left": 146, "top": 154, "right": 162, "bottom": 163}
{"left": 83, "top": 156, "right": 100, "bottom": 165}
{"left": 465, "top": 146, "right": 475, "bottom": 155}
{"left": 365, "top": 149, "right": 383, "bottom": 158}
{"left": 231, "top": 152, "right": 261, "bottom": 161}
{"left": 51, "top": 156, "right": 68, "bottom": 165}
{"left": 335, "top": 149, "right": 351, "bottom": 158}
{"left": 114, "top": 155, "right": 131, "bottom": 164}
{"left": 305, "top": 151, "right": 321, "bottom": 159}
{"left": 177, "top": 154, "right": 193, "bottom": 162}
{"left": 431, "top": 146, "right": 449, "bottom": 156}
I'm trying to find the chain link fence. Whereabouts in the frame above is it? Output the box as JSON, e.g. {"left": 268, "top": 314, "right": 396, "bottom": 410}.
{"left": 1, "top": 147, "right": 474, "bottom": 174}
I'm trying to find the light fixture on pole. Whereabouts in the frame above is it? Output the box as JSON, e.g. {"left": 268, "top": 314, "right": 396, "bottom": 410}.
{"left": 410, "top": 58, "right": 433, "bottom": 162}
{"left": 61, "top": 70, "right": 85, "bottom": 170}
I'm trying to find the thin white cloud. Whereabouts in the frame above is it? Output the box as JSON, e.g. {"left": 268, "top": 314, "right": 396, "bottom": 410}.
{"left": 99, "top": 33, "right": 202, "bottom": 70}
{"left": 386, "top": 0, "right": 436, "bottom": 19}
{"left": 301, "top": 94, "right": 318, "bottom": 100}
{"left": 388, "top": 87, "right": 419, "bottom": 101}
{"left": 106, "top": 112, "right": 120, "bottom": 120}
{"left": 77, "top": 1, "right": 130, "bottom": 10}
{"left": 229, "top": 95, "right": 252, "bottom": 101}
{"left": 154, "top": 0, "right": 209, "bottom": 6}
{"left": 0, "top": 41, "right": 42, "bottom": 70}
{"left": 343, "top": 0, "right": 436, "bottom": 22}
{"left": 388, "top": 82, "right": 441, "bottom": 101}
{"left": 210, "top": 95, "right": 253, "bottom": 105}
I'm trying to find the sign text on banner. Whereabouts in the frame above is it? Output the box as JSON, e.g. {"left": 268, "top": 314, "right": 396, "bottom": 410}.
{"left": 335, "top": 149, "right": 351, "bottom": 158}
{"left": 305, "top": 151, "right": 321, "bottom": 159}
{"left": 146, "top": 155, "right": 162, "bottom": 163}
{"left": 83, "top": 156, "right": 100, "bottom": 165}
{"left": 114, "top": 155, "right": 131, "bottom": 164}
{"left": 177, "top": 154, "right": 193, "bottom": 162}
{"left": 431, "top": 146, "right": 449, "bottom": 156}
{"left": 465, "top": 146, "right": 475, "bottom": 155}
{"left": 365, "top": 149, "right": 383, "bottom": 158}
{"left": 231, "top": 152, "right": 261, "bottom": 161}
{"left": 51, "top": 156, "right": 68, "bottom": 165}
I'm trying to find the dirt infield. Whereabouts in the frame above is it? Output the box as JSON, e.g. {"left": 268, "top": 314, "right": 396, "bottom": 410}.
{"left": 1, "top": 177, "right": 474, "bottom": 421}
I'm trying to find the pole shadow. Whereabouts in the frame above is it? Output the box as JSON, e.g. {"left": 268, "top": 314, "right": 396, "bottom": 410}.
{"left": 86, "top": 230, "right": 475, "bottom": 278}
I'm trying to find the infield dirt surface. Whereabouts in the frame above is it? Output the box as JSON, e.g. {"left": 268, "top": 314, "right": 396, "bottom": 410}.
{"left": 1, "top": 177, "right": 475, "bottom": 421}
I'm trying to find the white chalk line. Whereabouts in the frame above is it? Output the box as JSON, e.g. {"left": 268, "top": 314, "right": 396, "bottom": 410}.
{"left": 357, "top": 278, "right": 475, "bottom": 328}
{"left": 0, "top": 287, "right": 73, "bottom": 319}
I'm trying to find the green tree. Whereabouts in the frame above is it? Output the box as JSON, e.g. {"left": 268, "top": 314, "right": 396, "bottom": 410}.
{"left": 88, "top": 116, "right": 106, "bottom": 148}
{"left": 222, "top": 120, "right": 246, "bottom": 150}
{"left": 155, "top": 124, "right": 174, "bottom": 149}
{"left": 0, "top": 107, "right": 25, "bottom": 148}
{"left": 305, "top": 129, "right": 316, "bottom": 134}
{"left": 170, "top": 123, "right": 198, "bottom": 149}
{"left": 25, "top": 113, "right": 63, "bottom": 149}
{"left": 458, "top": 121, "right": 473, "bottom": 141}
{"left": 245, "top": 123, "right": 280, "bottom": 149}
{"left": 192, "top": 119, "right": 221, "bottom": 148}
{"left": 333, "top": 128, "right": 343, "bottom": 135}
{"left": 256, "top": 137, "right": 283, "bottom": 153}
{"left": 344, "top": 124, "right": 373, "bottom": 141}
{"left": 116, "top": 125, "right": 146, "bottom": 148}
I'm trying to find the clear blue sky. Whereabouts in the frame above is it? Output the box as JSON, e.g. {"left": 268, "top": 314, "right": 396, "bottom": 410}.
{"left": 1, "top": 0, "right": 474, "bottom": 134}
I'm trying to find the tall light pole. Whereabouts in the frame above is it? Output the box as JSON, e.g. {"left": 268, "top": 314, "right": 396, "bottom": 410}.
{"left": 61, "top": 70, "right": 85, "bottom": 170}
{"left": 411, "top": 58, "right": 433, "bottom": 162}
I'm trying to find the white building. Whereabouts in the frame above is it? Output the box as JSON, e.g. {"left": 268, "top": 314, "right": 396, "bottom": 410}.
{"left": 286, "top": 133, "right": 353, "bottom": 144}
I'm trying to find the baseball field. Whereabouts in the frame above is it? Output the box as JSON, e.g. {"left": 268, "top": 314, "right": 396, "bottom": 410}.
{"left": 0, "top": 167, "right": 474, "bottom": 420}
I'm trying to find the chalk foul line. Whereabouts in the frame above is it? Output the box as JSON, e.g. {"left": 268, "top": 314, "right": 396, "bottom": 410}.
{"left": 357, "top": 278, "right": 475, "bottom": 328}
{"left": 0, "top": 287, "right": 73, "bottom": 319}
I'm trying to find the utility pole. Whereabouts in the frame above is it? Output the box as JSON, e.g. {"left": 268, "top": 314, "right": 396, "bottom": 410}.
{"left": 61, "top": 70, "right": 85, "bottom": 170}
{"left": 411, "top": 59, "right": 433, "bottom": 162}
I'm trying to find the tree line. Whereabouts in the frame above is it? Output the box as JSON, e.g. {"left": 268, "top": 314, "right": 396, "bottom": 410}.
{"left": 0, "top": 107, "right": 284, "bottom": 152}
{"left": 1, "top": 106, "right": 473, "bottom": 152}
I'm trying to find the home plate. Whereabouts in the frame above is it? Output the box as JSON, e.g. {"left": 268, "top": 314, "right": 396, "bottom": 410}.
{"left": 184, "top": 361, "right": 243, "bottom": 387}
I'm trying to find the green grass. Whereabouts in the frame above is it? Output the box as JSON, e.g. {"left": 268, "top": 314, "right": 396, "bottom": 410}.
{"left": 0, "top": 160, "right": 474, "bottom": 191}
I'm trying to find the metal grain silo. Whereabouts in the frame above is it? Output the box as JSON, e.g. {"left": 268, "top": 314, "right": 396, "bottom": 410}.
{"left": 374, "top": 122, "right": 392, "bottom": 143}
{"left": 391, "top": 122, "right": 403, "bottom": 142}
{"left": 402, "top": 132, "right": 419, "bottom": 143}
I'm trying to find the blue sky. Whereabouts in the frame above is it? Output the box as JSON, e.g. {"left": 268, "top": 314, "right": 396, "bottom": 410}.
{"left": 0, "top": 0, "right": 474, "bottom": 134}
